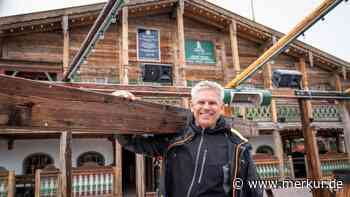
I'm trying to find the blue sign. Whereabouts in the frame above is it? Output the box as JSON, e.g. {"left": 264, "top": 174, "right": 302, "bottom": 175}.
{"left": 138, "top": 29, "right": 160, "bottom": 61}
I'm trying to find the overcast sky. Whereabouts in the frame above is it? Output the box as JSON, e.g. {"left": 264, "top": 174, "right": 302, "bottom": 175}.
{"left": 0, "top": 0, "right": 349, "bottom": 62}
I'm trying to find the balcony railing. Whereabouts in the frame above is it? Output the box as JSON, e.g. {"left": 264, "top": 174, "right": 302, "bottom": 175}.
{"left": 35, "top": 166, "right": 117, "bottom": 197}
{"left": 313, "top": 104, "right": 341, "bottom": 122}
{"left": 233, "top": 103, "right": 342, "bottom": 123}
{"left": 254, "top": 155, "right": 294, "bottom": 180}
{"left": 319, "top": 153, "right": 350, "bottom": 178}
{"left": 277, "top": 105, "right": 301, "bottom": 122}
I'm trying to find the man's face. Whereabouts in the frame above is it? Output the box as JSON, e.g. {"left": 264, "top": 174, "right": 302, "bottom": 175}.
{"left": 191, "top": 89, "right": 224, "bottom": 129}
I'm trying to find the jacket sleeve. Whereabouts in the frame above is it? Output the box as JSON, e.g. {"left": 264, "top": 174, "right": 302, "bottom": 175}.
{"left": 116, "top": 134, "right": 172, "bottom": 157}
{"left": 241, "top": 146, "right": 263, "bottom": 197}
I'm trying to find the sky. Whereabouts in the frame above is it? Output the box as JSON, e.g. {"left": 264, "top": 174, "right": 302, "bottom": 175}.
{"left": 0, "top": 0, "right": 349, "bottom": 62}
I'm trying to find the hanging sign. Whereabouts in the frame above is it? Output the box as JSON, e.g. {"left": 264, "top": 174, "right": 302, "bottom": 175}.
{"left": 185, "top": 39, "right": 216, "bottom": 64}
{"left": 138, "top": 28, "right": 160, "bottom": 61}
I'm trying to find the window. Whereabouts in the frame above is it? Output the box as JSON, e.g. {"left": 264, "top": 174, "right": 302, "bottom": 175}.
{"left": 77, "top": 151, "right": 105, "bottom": 167}
{"left": 23, "top": 153, "right": 54, "bottom": 174}
{"left": 256, "top": 145, "right": 274, "bottom": 156}
{"left": 137, "top": 28, "right": 160, "bottom": 61}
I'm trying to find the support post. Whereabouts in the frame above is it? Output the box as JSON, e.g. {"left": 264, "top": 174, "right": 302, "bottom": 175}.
{"left": 7, "top": 171, "right": 15, "bottom": 197}
{"left": 229, "top": 19, "right": 240, "bottom": 75}
{"left": 59, "top": 131, "right": 72, "bottom": 197}
{"left": 175, "top": 0, "right": 186, "bottom": 87}
{"left": 299, "top": 99, "right": 324, "bottom": 197}
{"left": 120, "top": 2, "right": 129, "bottom": 85}
{"left": 299, "top": 58, "right": 313, "bottom": 117}
{"left": 335, "top": 74, "right": 350, "bottom": 161}
{"left": 62, "top": 16, "right": 70, "bottom": 79}
{"left": 264, "top": 59, "right": 284, "bottom": 178}
{"left": 114, "top": 139, "right": 123, "bottom": 197}
{"left": 224, "top": 20, "right": 241, "bottom": 117}
{"left": 136, "top": 154, "right": 145, "bottom": 197}
{"left": 35, "top": 169, "right": 42, "bottom": 197}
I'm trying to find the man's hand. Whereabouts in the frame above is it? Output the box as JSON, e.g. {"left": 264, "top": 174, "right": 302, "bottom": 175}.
{"left": 111, "top": 90, "right": 136, "bottom": 101}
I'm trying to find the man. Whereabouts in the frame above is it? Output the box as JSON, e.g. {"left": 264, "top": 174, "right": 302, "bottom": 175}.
{"left": 115, "top": 81, "right": 262, "bottom": 197}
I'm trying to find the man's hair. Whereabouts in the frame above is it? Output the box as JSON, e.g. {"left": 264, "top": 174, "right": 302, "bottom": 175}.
{"left": 191, "top": 81, "right": 224, "bottom": 103}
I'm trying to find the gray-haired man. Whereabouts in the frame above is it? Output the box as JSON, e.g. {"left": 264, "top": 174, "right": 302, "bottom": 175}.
{"left": 115, "top": 81, "right": 262, "bottom": 197}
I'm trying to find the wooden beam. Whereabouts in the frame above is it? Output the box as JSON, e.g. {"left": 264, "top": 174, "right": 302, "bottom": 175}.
{"left": 62, "top": 15, "right": 70, "bottom": 79}
{"left": 272, "top": 130, "right": 285, "bottom": 178}
{"left": 60, "top": 82, "right": 191, "bottom": 97}
{"left": 229, "top": 20, "right": 240, "bottom": 74}
{"left": 114, "top": 139, "right": 123, "bottom": 197}
{"left": 0, "top": 59, "right": 62, "bottom": 73}
{"left": 59, "top": 131, "right": 72, "bottom": 197}
{"left": 0, "top": 74, "right": 188, "bottom": 134}
{"left": 120, "top": 3, "right": 129, "bottom": 85}
{"left": 136, "top": 154, "right": 145, "bottom": 197}
{"left": 175, "top": 0, "right": 186, "bottom": 86}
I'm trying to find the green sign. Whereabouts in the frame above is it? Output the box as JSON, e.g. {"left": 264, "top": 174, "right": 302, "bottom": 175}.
{"left": 185, "top": 39, "right": 216, "bottom": 64}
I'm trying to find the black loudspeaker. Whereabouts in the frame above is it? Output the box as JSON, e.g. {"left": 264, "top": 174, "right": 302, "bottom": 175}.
{"left": 141, "top": 64, "right": 172, "bottom": 84}
{"left": 272, "top": 69, "right": 302, "bottom": 89}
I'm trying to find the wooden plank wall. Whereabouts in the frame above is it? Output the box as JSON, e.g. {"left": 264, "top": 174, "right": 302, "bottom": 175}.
{"left": 70, "top": 24, "right": 120, "bottom": 82}
{"left": 1, "top": 9, "right": 349, "bottom": 95}
{"left": 3, "top": 32, "right": 63, "bottom": 63}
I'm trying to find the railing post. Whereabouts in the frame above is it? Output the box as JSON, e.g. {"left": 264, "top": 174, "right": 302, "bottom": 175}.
{"left": 35, "top": 169, "right": 42, "bottom": 197}
{"left": 7, "top": 171, "right": 15, "bottom": 197}
{"left": 288, "top": 156, "right": 295, "bottom": 179}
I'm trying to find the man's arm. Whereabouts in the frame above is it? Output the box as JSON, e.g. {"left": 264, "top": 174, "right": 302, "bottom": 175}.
{"left": 116, "top": 134, "right": 173, "bottom": 157}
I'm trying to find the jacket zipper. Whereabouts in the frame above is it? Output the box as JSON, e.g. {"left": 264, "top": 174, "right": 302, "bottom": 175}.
{"left": 232, "top": 142, "right": 245, "bottom": 197}
{"left": 186, "top": 128, "right": 205, "bottom": 197}
{"left": 198, "top": 149, "right": 207, "bottom": 184}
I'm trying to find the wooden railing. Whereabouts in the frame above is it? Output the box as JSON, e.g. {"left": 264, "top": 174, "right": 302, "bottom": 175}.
{"left": 233, "top": 104, "right": 342, "bottom": 123}
{"left": 312, "top": 104, "right": 341, "bottom": 122}
{"left": 319, "top": 153, "right": 350, "bottom": 178}
{"left": 254, "top": 155, "right": 294, "bottom": 180}
{"left": 35, "top": 166, "right": 119, "bottom": 197}
{"left": 0, "top": 171, "right": 15, "bottom": 197}
{"left": 73, "top": 167, "right": 115, "bottom": 196}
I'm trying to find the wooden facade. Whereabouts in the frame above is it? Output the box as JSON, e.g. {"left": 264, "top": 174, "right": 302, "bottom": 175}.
{"left": 1, "top": 0, "right": 350, "bottom": 196}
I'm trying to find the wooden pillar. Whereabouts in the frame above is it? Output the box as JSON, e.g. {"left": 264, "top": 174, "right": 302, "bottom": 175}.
{"left": 263, "top": 56, "right": 284, "bottom": 178}
{"left": 298, "top": 58, "right": 324, "bottom": 197}
{"left": 299, "top": 58, "right": 313, "bottom": 117}
{"left": 7, "top": 171, "right": 15, "bottom": 197}
{"left": 62, "top": 15, "right": 70, "bottom": 79}
{"left": 114, "top": 139, "right": 123, "bottom": 197}
{"left": 175, "top": 0, "right": 186, "bottom": 87}
{"left": 35, "top": 169, "right": 42, "bottom": 197}
{"left": 335, "top": 74, "right": 350, "bottom": 161}
{"left": 59, "top": 131, "right": 72, "bottom": 197}
{"left": 299, "top": 99, "right": 325, "bottom": 197}
{"left": 136, "top": 154, "right": 145, "bottom": 197}
{"left": 120, "top": 2, "right": 129, "bottom": 85}
{"left": 229, "top": 20, "right": 240, "bottom": 75}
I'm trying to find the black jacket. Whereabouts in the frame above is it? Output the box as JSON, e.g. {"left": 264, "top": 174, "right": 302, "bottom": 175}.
{"left": 117, "top": 115, "right": 262, "bottom": 197}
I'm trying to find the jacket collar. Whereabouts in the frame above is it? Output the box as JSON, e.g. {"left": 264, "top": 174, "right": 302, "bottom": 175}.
{"left": 189, "top": 114, "right": 227, "bottom": 134}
